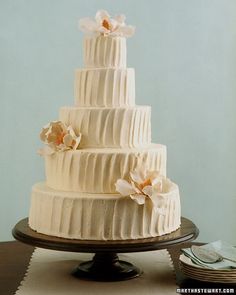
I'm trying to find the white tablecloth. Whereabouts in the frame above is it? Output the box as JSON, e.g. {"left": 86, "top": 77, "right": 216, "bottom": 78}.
{"left": 15, "top": 248, "right": 177, "bottom": 295}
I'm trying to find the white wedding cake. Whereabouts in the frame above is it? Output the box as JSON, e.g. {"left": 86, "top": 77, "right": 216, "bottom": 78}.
{"left": 29, "top": 10, "right": 181, "bottom": 240}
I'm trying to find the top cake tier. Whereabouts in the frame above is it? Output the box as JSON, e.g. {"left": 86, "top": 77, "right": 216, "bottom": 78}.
{"left": 83, "top": 36, "right": 127, "bottom": 68}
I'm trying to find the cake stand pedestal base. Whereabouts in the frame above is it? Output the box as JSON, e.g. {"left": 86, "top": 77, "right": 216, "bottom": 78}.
{"left": 72, "top": 252, "right": 141, "bottom": 281}
{"left": 12, "top": 217, "right": 198, "bottom": 281}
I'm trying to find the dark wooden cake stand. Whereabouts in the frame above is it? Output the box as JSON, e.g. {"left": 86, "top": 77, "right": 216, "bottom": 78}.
{"left": 12, "top": 217, "right": 198, "bottom": 281}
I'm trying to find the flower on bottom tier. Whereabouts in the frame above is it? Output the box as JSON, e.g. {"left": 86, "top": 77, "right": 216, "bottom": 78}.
{"left": 79, "top": 10, "right": 135, "bottom": 37}
{"left": 115, "top": 166, "right": 174, "bottom": 214}
{"left": 38, "top": 121, "right": 81, "bottom": 156}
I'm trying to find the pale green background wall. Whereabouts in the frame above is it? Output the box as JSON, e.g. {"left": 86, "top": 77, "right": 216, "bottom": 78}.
{"left": 1, "top": 0, "right": 236, "bottom": 243}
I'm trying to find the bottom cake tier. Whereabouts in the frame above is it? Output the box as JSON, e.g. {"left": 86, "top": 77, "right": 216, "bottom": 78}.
{"left": 29, "top": 182, "right": 181, "bottom": 240}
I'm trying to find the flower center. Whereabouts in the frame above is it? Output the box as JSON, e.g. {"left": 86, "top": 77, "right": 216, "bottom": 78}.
{"left": 139, "top": 178, "right": 152, "bottom": 190}
{"left": 102, "top": 19, "right": 110, "bottom": 30}
{"left": 56, "top": 132, "right": 66, "bottom": 145}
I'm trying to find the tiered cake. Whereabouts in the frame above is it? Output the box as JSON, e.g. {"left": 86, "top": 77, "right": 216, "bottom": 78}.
{"left": 29, "top": 10, "right": 181, "bottom": 240}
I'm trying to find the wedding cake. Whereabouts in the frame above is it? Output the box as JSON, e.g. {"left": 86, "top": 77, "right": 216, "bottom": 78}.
{"left": 29, "top": 10, "right": 181, "bottom": 240}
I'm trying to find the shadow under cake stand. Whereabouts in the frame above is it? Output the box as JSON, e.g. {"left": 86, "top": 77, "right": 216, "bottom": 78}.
{"left": 12, "top": 217, "right": 199, "bottom": 281}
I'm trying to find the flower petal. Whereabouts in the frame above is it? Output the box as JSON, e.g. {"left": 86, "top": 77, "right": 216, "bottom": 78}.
{"left": 109, "top": 19, "right": 119, "bottom": 31}
{"left": 149, "top": 193, "right": 165, "bottom": 209}
{"left": 147, "top": 170, "right": 160, "bottom": 180}
{"left": 57, "top": 143, "right": 69, "bottom": 152}
{"left": 114, "top": 14, "right": 126, "bottom": 25}
{"left": 63, "top": 134, "right": 73, "bottom": 147}
{"left": 39, "top": 126, "right": 50, "bottom": 142}
{"left": 67, "top": 125, "right": 76, "bottom": 137}
{"left": 97, "top": 25, "right": 110, "bottom": 34}
{"left": 37, "top": 145, "right": 55, "bottom": 156}
{"left": 131, "top": 181, "right": 142, "bottom": 194}
{"left": 115, "top": 179, "right": 137, "bottom": 196}
{"left": 154, "top": 182, "right": 163, "bottom": 193}
{"left": 72, "top": 133, "right": 82, "bottom": 150}
{"left": 162, "top": 178, "right": 173, "bottom": 193}
{"left": 95, "top": 9, "right": 110, "bottom": 24}
{"left": 50, "top": 121, "right": 66, "bottom": 134}
{"left": 152, "top": 176, "right": 162, "bottom": 186}
{"left": 116, "top": 25, "right": 135, "bottom": 37}
{"left": 130, "top": 169, "right": 144, "bottom": 184}
{"left": 142, "top": 185, "right": 153, "bottom": 197}
{"left": 130, "top": 194, "right": 146, "bottom": 205}
{"left": 79, "top": 17, "right": 98, "bottom": 33}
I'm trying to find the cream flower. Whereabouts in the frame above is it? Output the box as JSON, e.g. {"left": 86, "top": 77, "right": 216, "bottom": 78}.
{"left": 79, "top": 9, "right": 135, "bottom": 37}
{"left": 115, "top": 166, "right": 172, "bottom": 214}
{"left": 38, "top": 121, "right": 81, "bottom": 156}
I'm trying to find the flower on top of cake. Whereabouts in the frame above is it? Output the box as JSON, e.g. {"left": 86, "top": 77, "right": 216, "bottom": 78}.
{"left": 38, "top": 121, "right": 81, "bottom": 156}
{"left": 79, "top": 9, "right": 135, "bottom": 37}
{"left": 115, "top": 166, "right": 177, "bottom": 214}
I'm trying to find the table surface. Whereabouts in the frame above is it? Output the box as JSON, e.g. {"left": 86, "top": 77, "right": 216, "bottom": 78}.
{"left": 0, "top": 241, "right": 235, "bottom": 295}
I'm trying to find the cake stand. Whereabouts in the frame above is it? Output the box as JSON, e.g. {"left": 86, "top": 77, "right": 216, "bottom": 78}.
{"left": 12, "top": 217, "right": 199, "bottom": 281}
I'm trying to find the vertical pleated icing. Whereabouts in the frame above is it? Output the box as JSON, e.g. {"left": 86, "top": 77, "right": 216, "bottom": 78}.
{"left": 45, "top": 144, "right": 167, "bottom": 193}
{"left": 83, "top": 36, "right": 127, "bottom": 68}
{"left": 59, "top": 106, "right": 151, "bottom": 148}
{"left": 29, "top": 31, "right": 182, "bottom": 241}
{"left": 29, "top": 183, "right": 181, "bottom": 240}
{"left": 74, "top": 68, "right": 135, "bottom": 107}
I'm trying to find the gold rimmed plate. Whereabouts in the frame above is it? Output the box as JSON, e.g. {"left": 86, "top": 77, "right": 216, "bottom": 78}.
{"left": 181, "top": 269, "right": 236, "bottom": 284}
{"left": 179, "top": 254, "right": 236, "bottom": 284}
{"left": 180, "top": 266, "right": 236, "bottom": 279}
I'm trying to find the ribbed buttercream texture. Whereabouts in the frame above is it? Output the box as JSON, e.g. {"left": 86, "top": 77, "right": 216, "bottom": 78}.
{"left": 75, "top": 68, "right": 135, "bottom": 107}
{"left": 45, "top": 144, "right": 166, "bottom": 193}
{"left": 59, "top": 106, "right": 151, "bottom": 148}
{"left": 29, "top": 183, "right": 181, "bottom": 240}
{"left": 29, "top": 31, "right": 182, "bottom": 241}
{"left": 83, "top": 36, "right": 126, "bottom": 68}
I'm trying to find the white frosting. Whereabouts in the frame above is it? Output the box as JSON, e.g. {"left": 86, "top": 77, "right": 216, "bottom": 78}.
{"left": 29, "top": 182, "right": 181, "bottom": 240}
{"left": 45, "top": 144, "right": 166, "bottom": 193}
{"left": 59, "top": 106, "right": 151, "bottom": 148}
{"left": 83, "top": 36, "right": 126, "bottom": 68}
{"left": 29, "top": 20, "right": 182, "bottom": 240}
{"left": 74, "top": 68, "right": 135, "bottom": 107}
